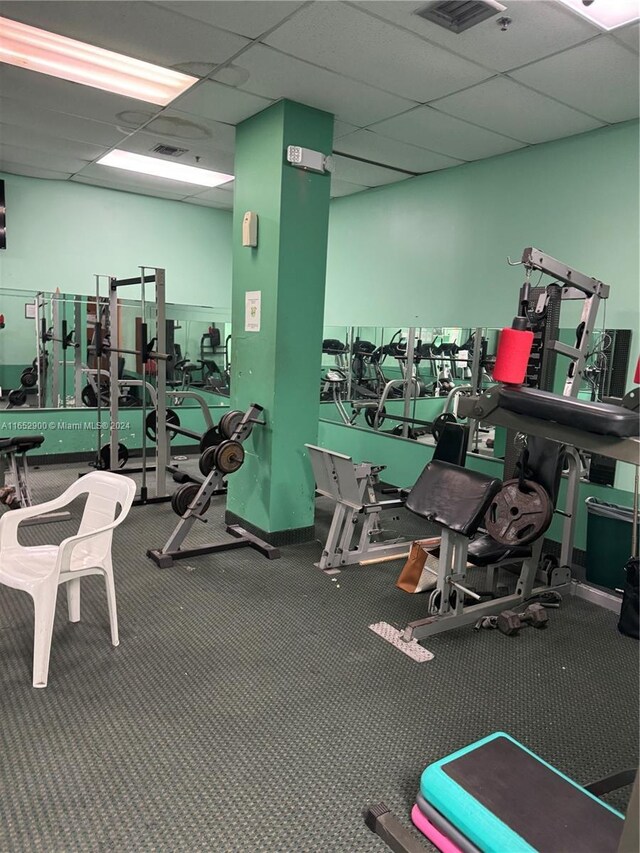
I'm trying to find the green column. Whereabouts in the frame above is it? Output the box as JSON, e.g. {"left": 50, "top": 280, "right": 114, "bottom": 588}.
{"left": 227, "top": 99, "right": 333, "bottom": 542}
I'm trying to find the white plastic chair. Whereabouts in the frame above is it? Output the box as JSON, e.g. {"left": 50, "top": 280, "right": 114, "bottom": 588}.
{"left": 0, "top": 471, "right": 136, "bottom": 687}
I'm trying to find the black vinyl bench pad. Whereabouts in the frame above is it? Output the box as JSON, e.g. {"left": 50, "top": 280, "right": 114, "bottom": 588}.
{"left": 498, "top": 386, "right": 639, "bottom": 438}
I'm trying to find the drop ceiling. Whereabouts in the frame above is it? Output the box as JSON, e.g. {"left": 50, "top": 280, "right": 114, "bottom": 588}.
{"left": 0, "top": 0, "right": 637, "bottom": 210}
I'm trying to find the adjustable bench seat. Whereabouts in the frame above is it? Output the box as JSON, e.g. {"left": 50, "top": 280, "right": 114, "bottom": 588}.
{"left": 405, "top": 461, "right": 501, "bottom": 537}
{"left": 0, "top": 435, "right": 45, "bottom": 454}
{"left": 466, "top": 533, "right": 531, "bottom": 567}
{"left": 497, "top": 386, "right": 639, "bottom": 438}
{"left": 420, "top": 732, "right": 624, "bottom": 853}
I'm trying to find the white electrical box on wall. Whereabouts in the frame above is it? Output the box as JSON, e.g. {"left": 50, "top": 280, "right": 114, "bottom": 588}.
{"left": 242, "top": 211, "right": 258, "bottom": 247}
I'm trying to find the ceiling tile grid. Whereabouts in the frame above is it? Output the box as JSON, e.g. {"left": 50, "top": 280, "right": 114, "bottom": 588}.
{"left": 0, "top": 1, "right": 637, "bottom": 203}
{"left": 509, "top": 36, "right": 640, "bottom": 123}
{"left": 350, "top": 0, "right": 600, "bottom": 73}
{"left": 264, "top": 1, "right": 493, "bottom": 102}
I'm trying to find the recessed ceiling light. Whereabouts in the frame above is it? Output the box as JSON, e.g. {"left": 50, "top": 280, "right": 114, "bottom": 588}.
{"left": 0, "top": 15, "right": 198, "bottom": 105}
{"left": 556, "top": 0, "right": 639, "bottom": 31}
{"left": 97, "top": 149, "right": 234, "bottom": 188}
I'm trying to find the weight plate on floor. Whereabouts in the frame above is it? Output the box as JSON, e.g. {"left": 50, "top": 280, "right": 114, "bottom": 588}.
{"left": 199, "top": 423, "right": 223, "bottom": 453}
{"left": 485, "top": 479, "right": 553, "bottom": 547}
{"left": 219, "top": 409, "right": 244, "bottom": 440}
{"left": 145, "top": 408, "right": 180, "bottom": 442}
{"left": 98, "top": 442, "right": 129, "bottom": 471}
{"left": 199, "top": 445, "right": 217, "bottom": 477}
{"left": 431, "top": 412, "right": 456, "bottom": 442}
{"left": 171, "top": 482, "right": 210, "bottom": 517}
{"left": 8, "top": 388, "right": 27, "bottom": 406}
{"left": 365, "top": 406, "right": 386, "bottom": 429}
{"left": 213, "top": 439, "right": 245, "bottom": 475}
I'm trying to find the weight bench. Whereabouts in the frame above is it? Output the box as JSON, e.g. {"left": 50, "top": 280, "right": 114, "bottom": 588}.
{"left": 306, "top": 422, "right": 469, "bottom": 572}
{"left": 0, "top": 435, "right": 69, "bottom": 524}
{"left": 366, "top": 732, "right": 635, "bottom": 853}
{"left": 399, "top": 456, "right": 572, "bottom": 641}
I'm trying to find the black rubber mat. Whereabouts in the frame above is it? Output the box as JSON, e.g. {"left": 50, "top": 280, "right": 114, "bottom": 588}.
{"left": 0, "top": 462, "right": 637, "bottom": 852}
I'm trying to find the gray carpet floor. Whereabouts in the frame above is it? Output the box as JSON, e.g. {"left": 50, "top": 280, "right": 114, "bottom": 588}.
{"left": 0, "top": 461, "right": 638, "bottom": 852}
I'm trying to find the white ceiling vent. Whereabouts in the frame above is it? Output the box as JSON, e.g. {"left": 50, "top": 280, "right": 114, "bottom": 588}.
{"left": 415, "top": 1, "right": 507, "bottom": 33}
{"left": 151, "top": 144, "right": 188, "bottom": 157}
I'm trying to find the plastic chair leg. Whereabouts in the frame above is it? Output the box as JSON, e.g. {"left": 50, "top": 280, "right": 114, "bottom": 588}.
{"left": 67, "top": 577, "right": 81, "bottom": 623}
{"left": 104, "top": 571, "right": 119, "bottom": 647}
{"left": 31, "top": 584, "right": 58, "bottom": 688}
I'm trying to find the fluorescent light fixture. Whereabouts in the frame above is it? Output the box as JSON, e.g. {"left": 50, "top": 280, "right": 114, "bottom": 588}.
{"left": 556, "top": 0, "right": 639, "bottom": 31}
{"left": 97, "top": 149, "right": 234, "bottom": 188}
{"left": 0, "top": 15, "right": 197, "bottom": 105}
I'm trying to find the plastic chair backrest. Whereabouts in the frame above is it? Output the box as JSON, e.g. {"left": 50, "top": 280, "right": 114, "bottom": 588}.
{"left": 63, "top": 473, "right": 136, "bottom": 560}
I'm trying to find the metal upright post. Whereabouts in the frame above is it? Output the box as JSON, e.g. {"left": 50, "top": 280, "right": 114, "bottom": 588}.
{"left": 74, "top": 297, "right": 83, "bottom": 407}
{"left": 467, "top": 326, "right": 483, "bottom": 452}
{"left": 401, "top": 327, "right": 416, "bottom": 439}
{"left": 109, "top": 277, "right": 119, "bottom": 471}
{"left": 51, "top": 295, "right": 60, "bottom": 407}
{"left": 153, "top": 267, "right": 168, "bottom": 498}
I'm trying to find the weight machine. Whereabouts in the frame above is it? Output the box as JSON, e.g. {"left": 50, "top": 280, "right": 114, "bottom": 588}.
{"left": 89, "top": 267, "right": 170, "bottom": 504}
{"left": 148, "top": 403, "right": 280, "bottom": 568}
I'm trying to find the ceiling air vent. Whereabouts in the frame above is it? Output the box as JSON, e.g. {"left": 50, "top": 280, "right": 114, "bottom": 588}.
{"left": 415, "top": 1, "right": 506, "bottom": 33}
{"left": 151, "top": 144, "right": 188, "bottom": 157}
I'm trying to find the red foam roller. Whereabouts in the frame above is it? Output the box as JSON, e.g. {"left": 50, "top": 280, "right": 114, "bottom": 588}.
{"left": 634, "top": 356, "right": 639, "bottom": 385}
{"left": 493, "top": 327, "right": 534, "bottom": 385}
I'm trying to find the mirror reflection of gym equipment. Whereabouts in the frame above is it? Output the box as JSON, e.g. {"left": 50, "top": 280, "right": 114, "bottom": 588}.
{"left": 0, "top": 8, "right": 638, "bottom": 849}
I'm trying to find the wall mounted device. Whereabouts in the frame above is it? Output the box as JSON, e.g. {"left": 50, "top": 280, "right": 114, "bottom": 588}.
{"left": 242, "top": 211, "right": 258, "bottom": 248}
{"left": 286, "top": 146, "right": 333, "bottom": 175}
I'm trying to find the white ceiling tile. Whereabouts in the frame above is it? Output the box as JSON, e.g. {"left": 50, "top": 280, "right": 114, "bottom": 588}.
{"left": 171, "top": 80, "right": 273, "bottom": 125}
{"left": 371, "top": 106, "right": 526, "bottom": 161}
{"left": 352, "top": 1, "right": 599, "bottom": 73}
{"left": 212, "top": 45, "right": 418, "bottom": 126}
{"left": 334, "top": 128, "right": 462, "bottom": 173}
{"left": 333, "top": 121, "right": 361, "bottom": 140}
{"left": 510, "top": 36, "right": 640, "bottom": 123}
{"left": 143, "top": 109, "right": 235, "bottom": 151}
{"left": 155, "top": 1, "right": 305, "bottom": 39}
{"left": 0, "top": 1, "right": 249, "bottom": 77}
{"left": 614, "top": 21, "right": 639, "bottom": 52}
{"left": 0, "top": 161, "right": 71, "bottom": 180}
{"left": 0, "top": 122, "right": 109, "bottom": 163}
{"left": 432, "top": 77, "right": 604, "bottom": 144}
{"left": 0, "top": 97, "right": 128, "bottom": 147}
{"left": 70, "top": 174, "right": 187, "bottom": 200}
{"left": 0, "top": 142, "right": 90, "bottom": 174}
{"left": 187, "top": 186, "right": 234, "bottom": 203}
{"left": 332, "top": 154, "right": 409, "bottom": 187}
{"left": 0, "top": 65, "right": 157, "bottom": 127}
{"left": 72, "top": 162, "right": 209, "bottom": 196}
{"left": 330, "top": 178, "right": 368, "bottom": 197}
{"left": 265, "top": 2, "right": 491, "bottom": 101}
{"left": 183, "top": 196, "right": 233, "bottom": 209}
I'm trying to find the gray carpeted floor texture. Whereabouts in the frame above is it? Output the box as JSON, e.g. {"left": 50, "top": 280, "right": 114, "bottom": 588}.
{"left": 0, "top": 462, "right": 638, "bottom": 852}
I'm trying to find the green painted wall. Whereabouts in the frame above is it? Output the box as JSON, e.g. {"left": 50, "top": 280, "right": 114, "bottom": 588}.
{"left": 0, "top": 172, "right": 232, "bottom": 305}
{"left": 325, "top": 121, "right": 639, "bottom": 338}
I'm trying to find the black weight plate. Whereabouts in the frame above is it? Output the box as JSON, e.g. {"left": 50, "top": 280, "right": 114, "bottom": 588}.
{"left": 145, "top": 408, "right": 180, "bottom": 442}
{"left": 199, "top": 445, "right": 217, "bottom": 477}
{"left": 213, "top": 439, "right": 245, "bottom": 475}
{"left": 171, "top": 483, "right": 210, "bottom": 517}
{"left": 98, "top": 442, "right": 129, "bottom": 471}
{"left": 485, "top": 479, "right": 553, "bottom": 547}
{"left": 8, "top": 388, "right": 27, "bottom": 406}
{"left": 20, "top": 368, "right": 37, "bottom": 388}
{"left": 431, "top": 412, "right": 456, "bottom": 442}
{"left": 219, "top": 410, "right": 244, "bottom": 440}
{"left": 200, "top": 424, "right": 223, "bottom": 453}
{"left": 365, "top": 406, "right": 386, "bottom": 429}
{"left": 81, "top": 384, "right": 97, "bottom": 407}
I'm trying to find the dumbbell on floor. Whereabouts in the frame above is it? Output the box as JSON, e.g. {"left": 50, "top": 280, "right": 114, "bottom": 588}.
{"left": 497, "top": 603, "right": 549, "bottom": 636}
